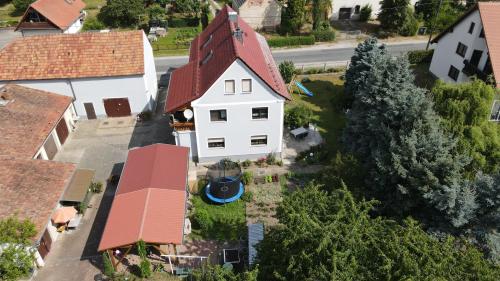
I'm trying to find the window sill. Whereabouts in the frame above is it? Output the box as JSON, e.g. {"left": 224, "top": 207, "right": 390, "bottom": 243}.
{"left": 252, "top": 118, "right": 268, "bottom": 121}
{"left": 250, "top": 144, "right": 267, "bottom": 147}
{"left": 208, "top": 147, "right": 225, "bottom": 149}
{"left": 210, "top": 120, "right": 227, "bottom": 123}
{"left": 224, "top": 93, "right": 235, "bottom": 95}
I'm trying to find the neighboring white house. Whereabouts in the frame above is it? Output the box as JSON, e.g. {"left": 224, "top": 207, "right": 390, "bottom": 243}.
{"left": 15, "top": 0, "right": 86, "bottom": 36}
{"left": 232, "top": 0, "right": 281, "bottom": 30}
{"left": 0, "top": 31, "right": 158, "bottom": 119}
{"left": 330, "top": 0, "right": 417, "bottom": 20}
{"left": 166, "top": 6, "right": 290, "bottom": 163}
{"left": 429, "top": 2, "right": 498, "bottom": 88}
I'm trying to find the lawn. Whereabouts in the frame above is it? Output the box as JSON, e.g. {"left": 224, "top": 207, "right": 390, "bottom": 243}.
{"left": 0, "top": 0, "right": 21, "bottom": 26}
{"left": 152, "top": 26, "right": 200, "bottom": 56}
{"left": 286, "top": 73, "right": 347, "bottom": 155}
{"left": 190, "top": 187, "right": 246, "bottom": 241}
{"left": 83, "top": 0, "right": 106, "bottom": 18}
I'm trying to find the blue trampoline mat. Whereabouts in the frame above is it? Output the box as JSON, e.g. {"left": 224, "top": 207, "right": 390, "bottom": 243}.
{"left": 205, "top": 182, "right": 245, "bottom": 204}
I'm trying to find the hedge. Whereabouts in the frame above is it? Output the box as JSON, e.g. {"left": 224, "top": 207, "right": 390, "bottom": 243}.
{"left": 168, "top": 17, "right": 200, "bottom": 27}
{"left": 267, "top": 35, "right": 315, "bottom": 47}
{"left": 407, "top": 49, "right": 434, "bottom": 64}
{"left": 312, "top": 29, "right": 336, "bottom": 42}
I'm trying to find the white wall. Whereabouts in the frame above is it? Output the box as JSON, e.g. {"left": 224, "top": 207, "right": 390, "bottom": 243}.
{"left": 330, "top": 0, "right": 417, "bottom": 20}
{"left": 175, "top": 131, "right": 198, "bottom": 159}
{"left": 429, "top": 10, "right": 488, "bottom": 84}
{"left": 142, "top": 32, "right": 159, "bottom": 110}
{"left": 237, "top": 1, "right": 281, "bottom": 29}
{"left": 64, "top": 18, "right": 83, "bottom": 34}
{"left": 192, "top": 59, "right": 285, "bottom": 162}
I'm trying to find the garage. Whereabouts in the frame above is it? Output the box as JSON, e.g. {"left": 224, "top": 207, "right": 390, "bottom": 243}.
{"left": 44, "top": 134, "right": 58, "bottom": 160}
{"left": 37, "top": 229, "right": 52, "bottom": 259}
{"left": 339, "top": 8, "right": 352, "bottom": 20}
{"left": 103, "top": 98, "right": 132, "bottom": 118}
{"left": 56, "top": 117, "right": 69, "bottom": 145}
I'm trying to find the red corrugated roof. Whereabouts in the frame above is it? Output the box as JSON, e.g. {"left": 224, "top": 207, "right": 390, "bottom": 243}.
{"left": 16, "top": 0, "right": 85, "bottom": 31}
{"left": 165, "top": 5, "right": 289, "bottom": 112}
{"left": 478, "top": 2, "right": 500, "bottom": 88}
{"left": 98, "top": 144, "right": 189, "bottom": 251}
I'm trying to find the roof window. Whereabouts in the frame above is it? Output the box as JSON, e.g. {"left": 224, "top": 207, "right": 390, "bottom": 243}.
{"left": 201, "top": 50, "right": 213, "bottom": 65}
{"left": 202, "top": 34, "right": 213, "bottom": 49}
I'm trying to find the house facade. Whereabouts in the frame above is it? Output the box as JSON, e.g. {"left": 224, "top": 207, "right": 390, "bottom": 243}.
{"left": 232, "top": 0, "right": 281, "bottom": 30}
{"left": 330, "top": 0, "right": 417, "bottom": 20}
{"left": 0, "top": 31, "right": 158, "bottom": 119}
{"left": 166, "top": 6, "right": 290, "bottom": 163}
{"left": 429, "top": 3, "right": 498, "bottom": 88}
{"left": 16, "top": 0, "right": 86, "bottom": 36}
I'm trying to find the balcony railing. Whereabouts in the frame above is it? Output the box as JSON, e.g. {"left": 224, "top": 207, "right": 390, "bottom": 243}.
{"left": 171, "top": 122, "right": 195, "bottom": 131}
{"left": 462, "top": 59, "right": 489, "bottom": 81}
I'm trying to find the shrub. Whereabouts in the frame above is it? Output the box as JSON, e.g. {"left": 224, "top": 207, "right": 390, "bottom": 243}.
{"left": 312, "top": 29, "right": 336, "bottom": 42}
{"left": 295, "top": 144, "right": 330, "bottom": 164}
{"left": 241, "top": 171, "right": 253, "bottom": 185}
{"left": 265, "top": 175, "right": 273, "bottom": 183}
{"left": 284, "top": 104, "right": 313, "bottom": 129}
{"left": 82, "top": 17, "right": 105, "bottom": 31}
{"left": 279, "top": 60, "right": 295, "bottom": 83}
{"left": 266, "top": 153, "right": 277, "bottom": 165}
{"left": 168, "top": 17, "right": 200, "bottom": 27}
{"left": 407, "top": 49, "right": 434, "bottom": 64}
{"left": 241, "top": 160, "right": 252, "bottom": 168}
{"left": 102, "top": 252, "right": 115, "bottom": 277}
{"left": 267, "top": 35, "right": 315, "bottom": 48}
{"left": 359, "top": 4, "right": 372, "bottom": 22}
{"left": 139, "top": 259, "right": 152, "bottom": 278}
{"left": 399, "top": 11, "right": 419, "bottom": 37}
{"left": 78, "top": 201, "right": 88, "bottom": 214}
{"left": 255, "top": 157, "right": 266, "bottom": 167}
{"left": 194, "top": 209, "right": 212, "bottom": 232}
{"left": 90, "top": 182, "right": 103, "bottom": 193}
{"left": 241, "top": 191, "right": 254, "bottom": 202}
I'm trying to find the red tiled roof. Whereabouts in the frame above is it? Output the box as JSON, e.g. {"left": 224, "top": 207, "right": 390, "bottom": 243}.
{"left": 0, "top": 157, "right": 76, "bottom": 241}
{"left": 0, "top": 31, "right": 145, "bottom": 81}
{"left": 478, "top": 2, "right": 500, "bottom": 88}
{"left": 16, "top": 0, "right": 85, "bottom": 31}
{"left": 98, "top": 144, "right": 190, "bottom": 251}
{"left": 0, "top": 84, "right": 72, "bottom": 159}
{"left": 165, "top": 6, "right": 289, "bottom": 112}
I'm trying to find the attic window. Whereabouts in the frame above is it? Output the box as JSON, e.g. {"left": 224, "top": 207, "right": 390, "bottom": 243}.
{"left": 201, "top": 50, "right": 213, "bottom": 65}
{"left": 202, "top": 34, "right": 213, "bottom": 49}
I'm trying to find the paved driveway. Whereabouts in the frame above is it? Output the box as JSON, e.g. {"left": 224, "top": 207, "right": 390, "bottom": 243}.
{"left": 0, "top": 28, "right": 21, "bottom": 49}
{"left": 33, "top": 116, "right": 174, "bottom": 281}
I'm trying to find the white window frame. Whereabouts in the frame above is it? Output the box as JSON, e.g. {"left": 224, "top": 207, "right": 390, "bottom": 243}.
{"left": 225, "top": 80, "right": 235, "bottom": 94}
{"left": 208, "top": 137, "right": 225, "bottom": 149}
{"left": 241, "top": 79, "right": 252, "bottom": 93}
{"left": 209, "top": 109, "right": 227, "bottom": 122}
{"left": 250, "top": 135, "right": 268, "bottom": 146}
{"left": 252, "top": 107, "right": 268, "bottom": 120}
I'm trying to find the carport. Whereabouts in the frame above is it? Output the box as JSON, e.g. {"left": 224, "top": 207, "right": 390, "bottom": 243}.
{"left": 98, "top": 144, "right": 190, "bottom": 270}
{"left": 60, "top": 169, "right": 95, "bottom": 207}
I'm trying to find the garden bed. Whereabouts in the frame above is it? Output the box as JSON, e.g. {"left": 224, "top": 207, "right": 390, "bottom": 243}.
{"left": 245, "top": 181, "right": 284, "bottom": 226}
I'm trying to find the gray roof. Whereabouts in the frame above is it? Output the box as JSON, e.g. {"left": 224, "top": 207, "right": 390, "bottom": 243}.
{"left": 248, "top": 223, "right": 264, "bottom": 266}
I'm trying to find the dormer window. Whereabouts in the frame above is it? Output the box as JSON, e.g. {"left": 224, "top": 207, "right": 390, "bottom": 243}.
{"left": 202, "top": 34, "right": 213, "bottom": 49}
{"left": 201, "top": 50, "right": 213, "bottom": 65}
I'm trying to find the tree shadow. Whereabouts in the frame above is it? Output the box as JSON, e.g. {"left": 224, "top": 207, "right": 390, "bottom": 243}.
{"left": 80, "top": 162, "right": 123, "bottom": 270}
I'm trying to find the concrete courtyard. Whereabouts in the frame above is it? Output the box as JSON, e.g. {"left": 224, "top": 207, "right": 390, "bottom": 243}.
{"left": 33, "top": 115, "right": 173, "bottom": 281}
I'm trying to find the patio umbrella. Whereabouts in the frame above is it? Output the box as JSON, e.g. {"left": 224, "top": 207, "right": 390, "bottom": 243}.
{"left": 51, "top": 206, "right": 77, "bottom": 224}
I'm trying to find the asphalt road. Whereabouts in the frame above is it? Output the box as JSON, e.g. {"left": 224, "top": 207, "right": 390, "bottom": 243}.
{"left": 154, "top": 42, "right": 429, "bottom": 74}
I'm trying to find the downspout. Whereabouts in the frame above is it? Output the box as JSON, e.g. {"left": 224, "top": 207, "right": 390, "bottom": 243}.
{"left": 67, "top": 79, "right": 79, "bottom": 116}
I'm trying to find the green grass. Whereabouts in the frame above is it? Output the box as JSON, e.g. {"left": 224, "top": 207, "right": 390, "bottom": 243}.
{"left": 83, "top": 0, "right": 105, "bottom": 17}
{"left": 191, "top": 188, "right": 246, "bottom": 241}
{"left": 287, "top": 74, "right": 346, "bottom": 155}
{"left": 0, "top": 1, "right": 21, "bottom": 25}
{"left": 152, "top": 26, "right": 201, "bottom": 57}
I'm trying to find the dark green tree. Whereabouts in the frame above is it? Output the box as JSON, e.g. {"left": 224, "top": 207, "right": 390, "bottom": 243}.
{"left": 256, "top": 184, "right": 500, "bottom": 281}
{"left": 102, "top": 252, "right": 115, "bottom": 277}
{"left": 311, "top": 0, "right": 331, "bottom": 30}
{"left": 82, "top": 17, "right": 106, "bottom": 31}
{"left": 201, "top": 3, "right": 210, "bottom": 30}
{"left": 175, "top": 0, "right": 201, "bottom": 16}
{"left": 279, "top": 0, "right": 307, "bottom": 34}
{"left": 278, "top": 60, "right": 295, "bottom": 83}
{"left": 191, "top": 264, "right": 257, "bottom": 281}
{"left": 343, "top": 38, "right": 473, "bottom": 227}
{"left": 98, "top": 0, "right": 145, "bottom": 28}
{"left": 359, "top": 4, "right": 372, "bottom": 22}
{"left": 12, "top": 0, "right": 34, "bottom": 13}
{"left": 147, "top": 3, "right": 165, "bottom": 20}
{"left": 432, "top": 80, "right": 500, "bottom": 174}
{"left": 379, "top": 0, "right": 418, "bottom": 36}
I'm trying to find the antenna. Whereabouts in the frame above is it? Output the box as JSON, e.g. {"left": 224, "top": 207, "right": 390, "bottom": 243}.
{"left": 228, "top": 11, "right": 243, "bottom": 43}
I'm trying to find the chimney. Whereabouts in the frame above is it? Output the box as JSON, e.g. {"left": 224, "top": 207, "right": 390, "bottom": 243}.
{"left": 228, "top": 11, "right": 243, "bottom": 43}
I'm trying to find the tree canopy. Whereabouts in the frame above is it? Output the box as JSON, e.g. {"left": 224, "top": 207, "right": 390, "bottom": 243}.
{"left": 378, "top": 0, "right": 419, "bottom": 36}
{"left": 279, "top": 0, "right": 307, "bottom": 34}
{"left": 256, "top": 184, "right": 500, "bottom": 281}
{"left": 98, "top": 0, "right": 145, "bottom": 28}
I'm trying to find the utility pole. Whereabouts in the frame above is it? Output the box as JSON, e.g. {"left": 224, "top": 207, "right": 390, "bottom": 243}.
{"left": 426, "top": 0, "right": 444, "bottom": 50}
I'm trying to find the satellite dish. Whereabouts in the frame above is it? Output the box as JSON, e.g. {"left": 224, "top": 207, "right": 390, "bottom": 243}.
{"left": 183, "top": 109, "right": 193, "bottom": 120}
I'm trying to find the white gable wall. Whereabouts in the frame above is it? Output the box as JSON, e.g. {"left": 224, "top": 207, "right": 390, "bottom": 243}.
{"left": 191, "top": 59, "right": 285, "bottom": 162}
{"left": 142, "top": 32, "right": 158, "bottom": 109}
{"left": 429, "top": 10, "right": 489, "bottom": 84}
{"left": 330, "top": 0, "right": 417, "bottom": 20}
{"left": 64, "top": 18, "right": 83, "bottom": 34}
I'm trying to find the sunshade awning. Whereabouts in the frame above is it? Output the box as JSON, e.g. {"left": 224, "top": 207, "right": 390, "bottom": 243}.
{"left": 51, "top": 206, "right": 77, "bottom": 224}
{"left": 61, "top": 169, "right": 95, "bottom": 203}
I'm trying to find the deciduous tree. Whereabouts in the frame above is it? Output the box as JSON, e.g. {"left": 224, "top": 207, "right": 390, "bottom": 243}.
{"left": 98, "top": 0, "right": 145, "bottom": 28}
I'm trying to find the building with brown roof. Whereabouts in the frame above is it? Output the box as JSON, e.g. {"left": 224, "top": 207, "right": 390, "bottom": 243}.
{"left": 16, "top": 0, "right": 86, "bottom": 37}
{"left": 0, "top": 84, "right": 75, "bottom": 160}
{"left": 166, "top": 6, "right": 289, "bottom": 163}
{"left": 430, "top": 2, "right": 499, "bottom": 88}
{"left": 0, "top": 30, "right": 158, "bottom": 119}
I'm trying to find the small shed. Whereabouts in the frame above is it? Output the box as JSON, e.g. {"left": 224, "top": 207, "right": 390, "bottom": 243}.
{"left": 60, "top": 169, "right": 95, "bottom": 206}
{"left": 248, "top": 223, "right": 264, "bottom": 266}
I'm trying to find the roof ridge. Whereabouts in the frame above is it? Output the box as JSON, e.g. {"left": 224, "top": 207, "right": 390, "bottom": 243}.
{"left": 138, "top": 188, "right": 152, "bottom": 240}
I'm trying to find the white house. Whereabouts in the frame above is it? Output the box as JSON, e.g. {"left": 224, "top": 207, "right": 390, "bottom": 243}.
{"left": 330, "top": 0, "right": 417, "bottom": 20}
{"left": 232, "top": 0, "right": 281, "bottom": 30}
{"left": 0, "top": 30, "right": 158, "bottom": 119}
{"left": 429, "top": 2, "right": 498, "bottom": 88}
{"left": 166, "top": 6, "right": 290, "bottom": 163}
{"left": 15, "top": 0, "right": 86, "bottom": 36}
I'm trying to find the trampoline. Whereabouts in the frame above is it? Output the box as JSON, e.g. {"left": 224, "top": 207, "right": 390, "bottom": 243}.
{"left": 205, "top": 159, "right": 244, "bottom": 204}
